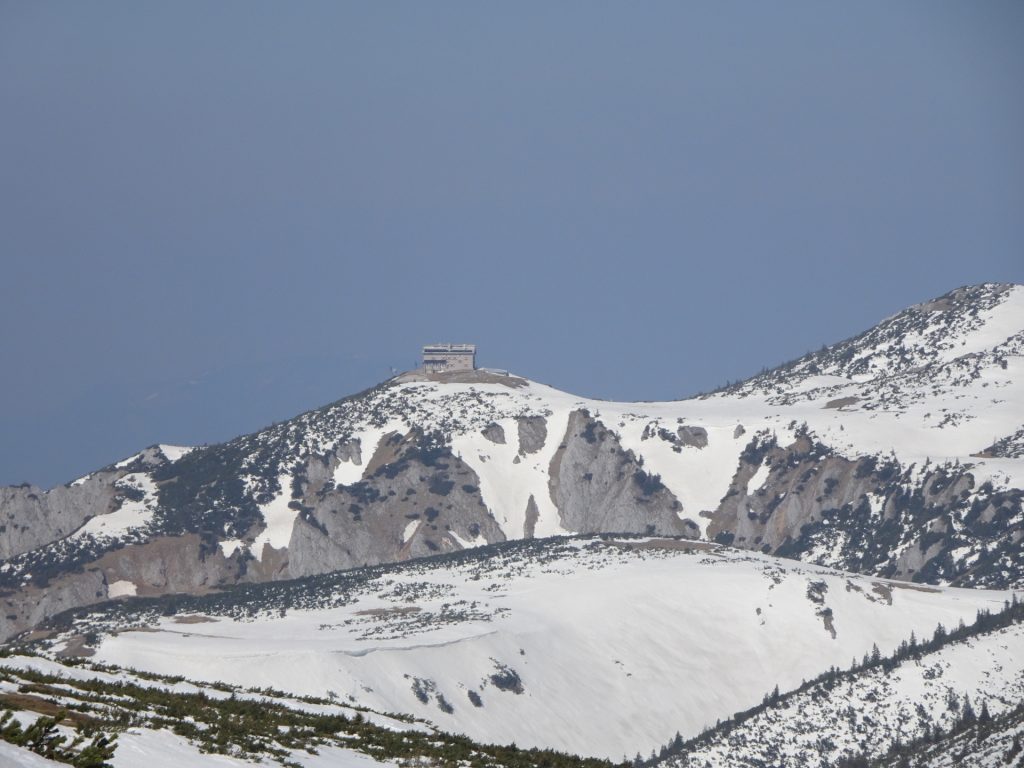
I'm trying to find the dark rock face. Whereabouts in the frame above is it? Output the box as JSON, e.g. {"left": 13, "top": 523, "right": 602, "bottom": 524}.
{"left": 516, "top": 416, "right": 548, "bottom": 455}
{"left": 523, "top": 495, "right": 540, "bottom": 538}
{"left": 288, "top": 430, "right": 505, "bottom": 578}
{"left": 0, "top": 533, "right": 245, "bottom": 641}
{"left": 677, "top": 426, "right": 709, "bottom": 449}
{"left": 639, "top": 423, "right": 708, "bottom": 453}
{"left": 0, "top": 476, "right": 118, "bottom": 560}
{"left": 481, "top": 423, "right": 507, "bottom": 445}
{"left": 549, "top": 410, "right": 699, "bottom": 538}
{"left": 708, "top": 430, "right": 1024, "bottom": 588}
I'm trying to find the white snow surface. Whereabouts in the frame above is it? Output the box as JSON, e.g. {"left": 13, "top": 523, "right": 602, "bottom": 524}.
{"left": 0, "top": 741, "right": 66, "bottom": 766}
{"left": 0, "top": 721, "right": 398, "bottom": 768}
{"left": 71, "top": 473, "right": 158, "bottom": 541}
{"left": 251, "top": 474, "right": 298, "bottom": 560}
{"left": 87, "top": 538, "right": 1011, "bottom": 759}
{"left": 157, "top": 444, "right": 194, "bottom": 463}
{"left": 673, "top": 621, "right": 1024, "bottom": 767}
{"left": 107, "top": 579, "right": 137, "bottom": 598}
{"left": 109, "top": 728, "right": 397, "bottom": 768}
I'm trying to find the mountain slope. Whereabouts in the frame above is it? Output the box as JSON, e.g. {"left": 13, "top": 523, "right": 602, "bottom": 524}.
{"left": 661, "top": 595, "right": 1024, "bottom": 768}
{"left": 0, "top": 650, "right": 618, "bottom": 768}
{"left": 23, "top": 535, "right": 1013, "bottom": 760}
{"left": 0, "top": 283, "right": 1021, "bottom": 641}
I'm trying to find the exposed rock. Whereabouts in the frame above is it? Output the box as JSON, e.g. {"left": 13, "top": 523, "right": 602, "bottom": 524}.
{"left": 481, "top": 423, "right": 506, "bottom": 444}
{"left": 677, "top": 425, "right": 709, "bottom": 449}
{"left": 295, "top": 452, "right": 337, "bottom": 498}
{"left": 92, "top": 534, "right": 243, "bottom": 595}
{"left": 978, "top": 427, "right": 1024, "bottom": 459}
{"left": 641, "top": 423, "right": 707, "bottom": 452}
{"left": 335, "top": 437, "right": 362, "bottom": 465}
{"left": 0, "top": 473, "right": 121, "bottom": 560}
{"left": 709, "top": 431, "right": 1024, "bottom": 587}
{"left": 824, "top": 396, "right": 860, "bottom": 410}
{"left": 0, "top": 534, "right": 242, "bottom": 641}
{"left": 287, "top": 431, "right": 505, "bottom": 578}
{"left": 393, "top": 369, "right": 529, "bottom": 388}
{"left": 363, "top": 432, "right": 405, "bottom": 477}
{"left": 0, "top": 571, "right": 106, "bottom": 645}
{"left": 517, "top": 416, "right": 548, "bottom": 455}
{"left": 549, "top": 410, "right": 696, "bottom": 537}
{"left": 523, "top": 495, "right": 539, "bottom": 538}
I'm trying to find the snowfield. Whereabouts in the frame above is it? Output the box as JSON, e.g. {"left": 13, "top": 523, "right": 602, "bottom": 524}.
{"left": 669, "top": 621, "right": 1024, "bottom": 767}
{"left": 54, "top": 537, "right": 1014, "bottom": 759}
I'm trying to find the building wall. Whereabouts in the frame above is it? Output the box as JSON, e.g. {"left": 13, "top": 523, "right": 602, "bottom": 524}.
{"left": 423, "top": 352, "right": 475, "bottom": 372}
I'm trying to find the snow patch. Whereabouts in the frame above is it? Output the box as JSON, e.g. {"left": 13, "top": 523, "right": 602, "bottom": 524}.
{"left": 158, "top": 444, "right": 194, "bottom": 463}
{"left": 71, "top": 473, "right": 158, "bottom": 541}
{"left": 108, "top": 580, "right": 138, "bottom": 598}
{"left": 219, "top": 539, "right": 245, "bottom": 558}
{"left": 251, "top": 475, "right": 298, "bottom": 560}
{"left": 402, "top": 520, "right": 420, "bottom": 544}
{"left": 748, "top": 461, "right": 771, "bottom": 493}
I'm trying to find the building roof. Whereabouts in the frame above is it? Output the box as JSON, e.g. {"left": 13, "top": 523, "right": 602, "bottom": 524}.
{"left": 422, "top": 344, "right": 476, "bottom": 354}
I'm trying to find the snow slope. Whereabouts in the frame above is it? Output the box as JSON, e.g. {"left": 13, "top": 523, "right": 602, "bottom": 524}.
{"left": 44, "top": 536, "right": 1014, "bottom": 760}
{"left": 667, "top": 618, "right": 1024, "bottom": 767}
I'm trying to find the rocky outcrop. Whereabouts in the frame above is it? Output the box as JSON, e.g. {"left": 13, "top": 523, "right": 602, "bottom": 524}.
{"left": 709, "top": 430, "right": 1024, "bottom": 588}
{"left": 481, "top": 423, "right": 506, "bottom": 444}
{"left": 678, "top": 426, "right": 708, "bottom": 449}
{"left": 517, "top": 416, "right": 547, "bottom": 455}
{"left": 0, "top": 533, "right": 244, "bottom": 641}
{"left": 0, "top": 473, "right": 120, "bottom": 560}
{"left": 287, "top": 430, "right": 505, "bottom": 578}
{"left": 335, "top": 437, "right": 362, "bottom": 465}
{"left": 523, "top": 495, "right": 540, "bottom": 538}
{"left": 549, "top": 410, "right": 699, "bottom": 537}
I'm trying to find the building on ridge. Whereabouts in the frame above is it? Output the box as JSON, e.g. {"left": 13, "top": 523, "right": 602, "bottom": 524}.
{"left": 422, "top": 343, "right": 476, "bottom": 373}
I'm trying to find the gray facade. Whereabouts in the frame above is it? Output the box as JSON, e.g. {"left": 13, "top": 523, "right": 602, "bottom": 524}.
{"left": 422, "top": 343, "right": 476, "bottom": 373}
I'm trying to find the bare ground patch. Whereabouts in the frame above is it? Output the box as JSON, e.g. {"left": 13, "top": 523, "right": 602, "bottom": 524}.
{"left": 355, "top": 606, "right": 422, "bottom": 618}
{"left": 604, "top": 538, "right": 719, "bottom": 553}
{"left": 172, "top": 614, "right": 217, "bottom": 624}
{"left": 824, "top": 396, "right": 860, "bottom": 409}
{"left": 55, "top": 635, "right": 96, "bottom": 658}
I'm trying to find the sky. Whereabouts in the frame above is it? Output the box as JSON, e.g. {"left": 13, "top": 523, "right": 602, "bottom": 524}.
{"left": 1, "top": 2, "right": 1022, "bottom": 488}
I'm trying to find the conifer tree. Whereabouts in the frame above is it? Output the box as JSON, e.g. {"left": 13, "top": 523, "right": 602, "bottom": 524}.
{"left": 961, "top": 694, "right": 976, "bottom": 726}
{"left": 978, "top": 699, "right": 991, "bottom": 724}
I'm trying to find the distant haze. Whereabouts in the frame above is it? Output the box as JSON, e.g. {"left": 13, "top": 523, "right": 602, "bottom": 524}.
{"left": 1, "top": 2, "right": 1022, "bottom": 488}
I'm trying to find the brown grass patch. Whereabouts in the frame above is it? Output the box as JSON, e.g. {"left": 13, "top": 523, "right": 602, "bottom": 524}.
{"left": 0, "top": 691, "right": 97, "bottom": 727}
{"left": 55, "top": 635, "right": 95, "bottom": 658}
{"left": 172, "top": 615, "right": 217, "bottom": 624}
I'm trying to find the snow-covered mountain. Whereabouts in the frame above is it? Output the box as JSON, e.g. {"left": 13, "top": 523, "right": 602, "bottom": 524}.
{"left": 661, "top": 594, "right": 1024, "bottom": 767}
{"left": 18, "top": 535, "right": 1019, "bottom": 761}
{"left": 1, "top": 283, "right": 1022, "bottom": 644}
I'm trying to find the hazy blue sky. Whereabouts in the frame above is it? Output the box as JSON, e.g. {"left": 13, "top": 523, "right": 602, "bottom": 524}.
{"left": 2, "top": 2, "right": 1022, "bottom": 488}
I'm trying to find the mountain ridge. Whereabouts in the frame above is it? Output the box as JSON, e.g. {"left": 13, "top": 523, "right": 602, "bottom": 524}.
{"left": 0, "top": 282, "right": 1021, "bottom": 643}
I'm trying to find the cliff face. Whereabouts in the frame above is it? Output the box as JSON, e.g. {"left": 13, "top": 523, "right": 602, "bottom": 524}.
{"left": 548, "top": 410, "right": 698, "bottom": 538}
{"left": 0, "top": 474, "right": 119, "bottom": 560}
{"left": 707, "top": 430, "right": 1024, "bottom": 588}
{"left": 287, "top": 430, "right": 507, "bottom": 579}
{"left": 1, "top": 283, "right": 1022, "bottom": 641}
